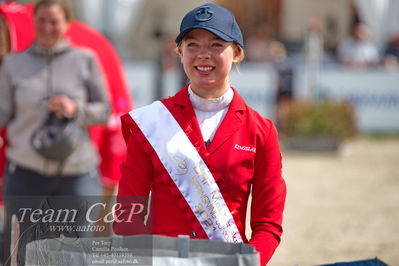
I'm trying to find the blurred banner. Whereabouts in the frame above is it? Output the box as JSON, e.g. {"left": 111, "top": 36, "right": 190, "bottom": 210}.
{"left": 294, "top": 67, "right": 399, "bottom": 133}
{"left": 230, "top": 63, "right": 278, "bottom": 121}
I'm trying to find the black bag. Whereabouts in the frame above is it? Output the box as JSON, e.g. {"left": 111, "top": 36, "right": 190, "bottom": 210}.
{"left": 31, "top": 112, "right": 81, "bottom": 161}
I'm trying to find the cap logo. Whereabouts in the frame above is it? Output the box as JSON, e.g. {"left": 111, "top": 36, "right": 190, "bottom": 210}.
{"left": 195, "top": 6, "right": 213, "bottom": 22}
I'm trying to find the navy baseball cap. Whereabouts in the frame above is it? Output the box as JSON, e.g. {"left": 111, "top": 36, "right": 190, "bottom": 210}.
{"left": 175, "top": 3, "right": 244, "bottom": 47}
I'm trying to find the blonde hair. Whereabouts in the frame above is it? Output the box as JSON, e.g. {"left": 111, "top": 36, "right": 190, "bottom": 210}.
{"left": 235, "top": 44, "right": 245, "bottom": 63}
{"left": 0, "top": 15, "right": 11, "bottom": 64}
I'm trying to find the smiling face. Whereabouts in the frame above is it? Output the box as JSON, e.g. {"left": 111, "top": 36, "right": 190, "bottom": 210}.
{"left": 34, "top": 4, "right": 69, "bottom": 48}
{"left": 178, "top": 29, "right": 241, "bottom": 99}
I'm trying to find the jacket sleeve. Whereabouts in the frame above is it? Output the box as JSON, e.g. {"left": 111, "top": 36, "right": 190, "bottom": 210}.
{"left": 112, "top": 116, "right": 153, "bottom": 235}
{"left": 249, "top": 120, "right": 286, "bottom": 265}
{"left": 75, "top": 54, "right": 111, "bottom": 127}
{"left": 0, "top": 56, "right": 14, "bottom": 128}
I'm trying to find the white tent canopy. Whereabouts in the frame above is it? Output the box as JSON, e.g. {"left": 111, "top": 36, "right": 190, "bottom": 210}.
{"left": 354, "top": 0, "right": 399, "bottom": 52}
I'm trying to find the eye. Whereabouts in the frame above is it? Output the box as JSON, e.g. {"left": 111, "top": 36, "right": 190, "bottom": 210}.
{"left": 186, "top": 42, "right": 198, "bottom": 47}
{"left": 211, "top": 42, "right": 224, "bottom": 47}
{"left": 36, "top": 17, "right": 46, "bottom": 24}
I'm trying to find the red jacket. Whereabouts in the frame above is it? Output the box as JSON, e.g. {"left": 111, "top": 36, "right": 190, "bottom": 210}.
{"left": 114, "top": 86, "right": 286, "bottom": 265}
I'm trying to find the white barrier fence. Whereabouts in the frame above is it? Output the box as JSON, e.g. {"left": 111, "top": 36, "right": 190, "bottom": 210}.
{"left": 124, "top": 61, "right": 399, "bottom": 133}
{"left": 230, "top": 63, "right": 278, "bottom": 120}
{"left": 294, "top": 66, "right": 399, "bottom": 133}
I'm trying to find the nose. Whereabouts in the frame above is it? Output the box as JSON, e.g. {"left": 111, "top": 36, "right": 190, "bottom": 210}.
{"left": 44, "top": 23, "right": 53, "bottom": 32}
{"left": 39, "top": 22, "right": 53, "bottom": 33}
{"left": 197, "top": 46, "right": 211, "bottom": 59}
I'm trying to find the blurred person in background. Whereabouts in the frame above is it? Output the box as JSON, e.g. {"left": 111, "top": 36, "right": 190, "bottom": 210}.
{"left": 0, "top": 0, "right": 133, "bottom": 238}
{"left": 0, "top": 8, "right": 9, "bottom": 264}
{"left": 337, "top": 22, "right": 380, "bottom": 69}
{"left": 246, "top": 24, "right": 287, "bottom": 64}
{"left": 113, "top": 3, "right": 286, "bottom": 265}
{"left": 0, "top": 0, "right": 110, "bottom": 264}
{"left": 305, "top": 17, "right": 324, "bottom": 68}
{"left": 383, "top": 31, "right": 399, "bottom": 71}
{"left": 304, "top": 17, "right": 324, "bottom": 98}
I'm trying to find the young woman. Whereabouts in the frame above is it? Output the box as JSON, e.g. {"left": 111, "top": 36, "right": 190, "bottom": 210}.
{"left": 114, "top": 3, "right": 286, "bottom": 265}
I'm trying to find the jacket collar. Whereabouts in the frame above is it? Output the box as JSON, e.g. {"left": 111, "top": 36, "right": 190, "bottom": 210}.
{"left": 172, "top": 85, "right": 246, "bottom": 113}
{"left": 170, "top": 85, "right": 246, "bottom": 153}
{"left": 29, "top": 39, "right": 71, "bottom": 57}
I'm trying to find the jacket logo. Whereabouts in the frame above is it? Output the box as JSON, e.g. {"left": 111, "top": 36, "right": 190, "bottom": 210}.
{"left": 234, "top": 144, "right": 256, "bottom": 153}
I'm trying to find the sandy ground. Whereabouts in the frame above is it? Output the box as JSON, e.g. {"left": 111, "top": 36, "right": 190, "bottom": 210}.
{"left": 265, "top": 137, "right": 399, "bottom": 266}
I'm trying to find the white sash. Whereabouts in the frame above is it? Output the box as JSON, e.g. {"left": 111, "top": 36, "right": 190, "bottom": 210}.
{"left": 129, "top": 101, "right": 242, "bottom": 243}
